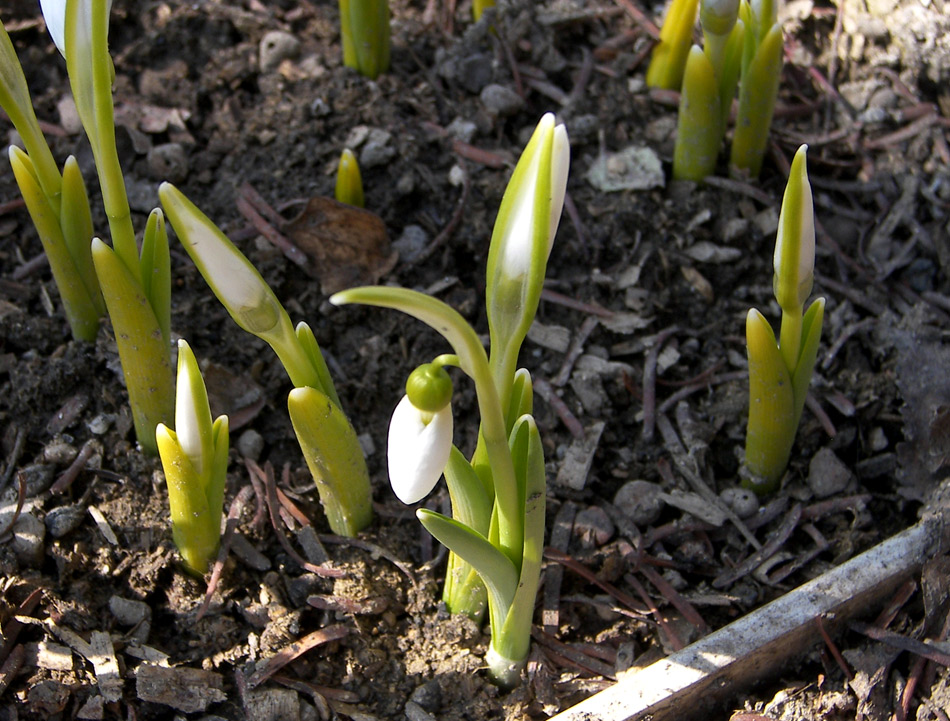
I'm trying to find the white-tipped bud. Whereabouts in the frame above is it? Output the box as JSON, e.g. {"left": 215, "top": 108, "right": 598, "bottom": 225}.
{"left": 387, "top": 395, "right": 453, "bottom": 504}
{"left": 494, "top": 114, "right": 570, "bottom": 279}
{"left": 773, "top": 145, "right": 815, "bottom": 311}
{"left": 174, "top": 339, "right": 213, "bottom": 478}
{"left": 159, "top": 182, "right": 282, "bottom": 336}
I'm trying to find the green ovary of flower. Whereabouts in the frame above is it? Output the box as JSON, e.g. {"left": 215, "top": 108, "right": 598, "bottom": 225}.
{"left": 406, "top": 363, "right": 454, "bottom": 413}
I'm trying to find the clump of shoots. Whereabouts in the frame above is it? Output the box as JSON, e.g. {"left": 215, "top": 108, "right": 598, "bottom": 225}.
{"left": 159, "top": 184, "right": 372, "bottom": 537}
{"left": 730, "top": 0, "right": 783, "bottom": 177}
{"left": 40, "top": 0, "right": 173, "bottom": 453}
{"left": 339, "top": 0, "right": 390, "bottom": 79}
{"left": 645, "top": 0, "right": 700, "bottom": 91}
{"left": 667, "top": 0, "right": 783, "bottom": 180}
{"left": 156, "top": 340, "right": 229, "bottom": 576}
{"left": 0, "top": 19, "right": 105, "bottom": 341}
{"left": 672, "top": 0, "right": 744, "bottom": 180}
{"left": 332, "top": 114, "right": 569, "bottom": 687}
{"left": 335, "top": 148, "right": 365, "bottom": 208}
{"left": 743, "top": 145, "right": 824, "bottom": 493}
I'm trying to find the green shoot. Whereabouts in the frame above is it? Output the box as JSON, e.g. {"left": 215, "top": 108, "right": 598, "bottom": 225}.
{"left": 339, "top": 0, "right": 390, "bottom": 79}
{"left": 159, "top": 183, "right": 372, "bottom": 536}
{"left": 743, "top": 145, "right": 824, "bottom": 493}
{"left": 156, "top": 340, "right": 229, "bottom": 576}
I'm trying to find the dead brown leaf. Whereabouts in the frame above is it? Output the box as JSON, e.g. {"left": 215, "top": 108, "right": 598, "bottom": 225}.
{"left": 284, "top": 196, "right": 398, "bottom": 295}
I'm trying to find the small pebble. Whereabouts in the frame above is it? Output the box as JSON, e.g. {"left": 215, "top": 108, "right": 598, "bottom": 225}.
{"left": 479, "top": 83, "right": 524, "bottom": 117}
{"left": 456, "top": 52, "right": 493, "bottom": 93}
{"left": 109, "top": 595, "right": 151, "bottom": 627}
{"left": 409, "top": 680, "right": 442, "bottom": 713}
{"left": 56, "top": 95, "right": 83, "bottom": 134}
{"left": 446, "top": 117, "right": 477, "bottom": 144}
{"left": 573, "top": 506, "right": 615, "bottom": 548}
{"left": 237, "top": 429, "right": 264, "bottom": 461}
{"left": 259, "top": 30, "right": 300, "bottom": 73}
{"left": 18, "top": 464, "right": 55, "bottom": 496}
{"left": 405, "top": 701, "right": 437, "bottom": 721}
{"left": 359, "top": 129, "right": 395, "bottom": 168}
{"left": 147, "top": 143, "right": 188, "bottom": 183}
{"left": 868, "top": 427, "right": 888, "bottom": 452}
{"left": 448, "top": 164, "right": 467, "bottom": 188}
{"left": 807, "top": 447, "right": 854, "bottom": 498}
{"left": 393, "top": 225, "right": 429, "bottom": 264}
{"left": 45, "top": 504, "right": 86, "bottom": 538}
{"left": 87, "top": 413, "right": 114, "bottom": 435}
{"left": 613, "top": 480, "right": 664, "bottom": 526}
{"left": 43, "top": 439, "right": 78, "bottom": 465}
{"left": 12, "top": 513, "right": 45, "bottom": 567}
{"left": 719, "top": 487, "right": 759, "bottom": 518}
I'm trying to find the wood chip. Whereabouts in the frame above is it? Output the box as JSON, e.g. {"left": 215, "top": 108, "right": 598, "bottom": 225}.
{"left": 135, "top": 663, "right": 227, "bottom": 713}
{"left": 555, "top": 421, "right": 606, "bottom": 490}
{"left": 89, "top": 631, "right": 122, "bottom": 703}
{"left": 87, "top": 505, "right": 119, "bottom": 545}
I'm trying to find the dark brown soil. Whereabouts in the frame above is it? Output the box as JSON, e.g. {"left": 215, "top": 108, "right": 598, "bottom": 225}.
{"left": 2, "top": 0, "right": 950, "bottom": 719}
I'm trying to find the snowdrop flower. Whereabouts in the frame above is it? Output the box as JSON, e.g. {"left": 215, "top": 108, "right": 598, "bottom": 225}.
{"left": 39, "top": 0, "right": 113, "bottom": 55}
{"left": 388, "top": 363, "right": 454, "bottom": 504}
{"left": 772, "top": 145, "right": 815, "bottom": 312}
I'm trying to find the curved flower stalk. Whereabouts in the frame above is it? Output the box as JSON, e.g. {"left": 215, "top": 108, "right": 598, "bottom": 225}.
{"left": 331, "top": 114, "right": 569, "bottom": 687}
{"left": 730, "top": 0, "right": 783, "bottom": 177}
{"left": 159, "top": 183, "right": 372, "bottom": 537}
{"left": 339, "top": 0, "right": 389, "bottom": 79}
{"left": 672, "top": 0, "right": 744, "bottom": 180}
{"left": 335, "top": 148, "right": 364, "bottom": 208}
{"left": 0, "top": 20, "right": 104, "bottom": 340}
{"left": 645, "top": 0, "right": 700, "bottom": 90}
{"left": 156, "top": 340, "right": 229, "bottom": 576}
{"left": 744, "top": 146, "right": 824, "bottom": 493}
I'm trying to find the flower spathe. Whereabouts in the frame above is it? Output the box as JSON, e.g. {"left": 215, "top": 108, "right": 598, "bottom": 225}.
{"left": 772, "top": 145, "right": 815, "bottom": 312}
{"left": 493, "top": 113, "right": 570, "bottom": 280}
{"left": 173, "top": 339, "right": 214, "bottom": 478}
{"left": 388, "top": 395, "right": 453, "bottom": 504}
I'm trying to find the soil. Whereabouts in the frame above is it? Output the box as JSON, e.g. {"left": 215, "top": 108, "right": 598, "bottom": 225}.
{"left": 1, "top": 0, "right": 950, "bottom": 719}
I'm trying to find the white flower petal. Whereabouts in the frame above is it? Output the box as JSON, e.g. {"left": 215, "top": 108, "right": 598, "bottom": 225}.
{"left": 40, "top": 0, "right": 113, "bottom": 55}
{"left": 387, "top": 395, "right": 453, "bottom": 504}
{"left": 39, "top": 0, "right": 67, "bottom": 54}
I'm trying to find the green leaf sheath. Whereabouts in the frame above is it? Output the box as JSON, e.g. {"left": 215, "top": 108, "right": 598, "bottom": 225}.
{"left": 743, "top": 308, "right": 794, "bottom": 493}
{"left": 156, "top": 425, "right": 221, "bottom": 575}
{"left": 338, "top": 0, "right": 389, "bottom": 79}
{"left": 441, "top": 445, "right": 492, "bottom": 619}
{"left": 673, "top": 46, "right": 722, "bottom": 181}
{"left": 645, "top": 0, "right": 700, "bottom": 90}
{"left": 288, "top": 386, "right": 373, "bottom": 536}
{"left": 92, "top": 239, "right": 174, "bottom": 455}
{"left": 730, "top": 23, "right": 783, "bottom": 178}
{"left": 417, "top": 509, "right": 519, "bottom": 630}
{"left": 489, "top": 415, "right": 547, "bottom": 688}
{"left": 9, "top": 148, "right": 102, "bottom": 341}
{"left": 0, "top": 22, "right": 61, "bottom": 200}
